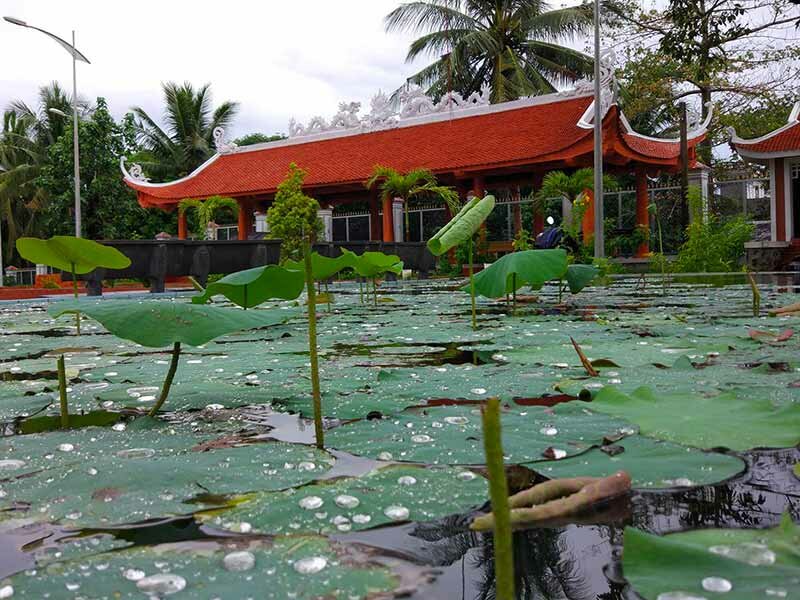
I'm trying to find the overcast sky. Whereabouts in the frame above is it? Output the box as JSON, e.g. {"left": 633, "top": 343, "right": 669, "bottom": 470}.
{"left": 0, "top": 0, "right": 448, "bottom": 139}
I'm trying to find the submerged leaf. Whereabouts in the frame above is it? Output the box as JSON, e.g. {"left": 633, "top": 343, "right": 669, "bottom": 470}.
{"left": 49, "top": 300, "right": 297, "bottom": 347}
{"left": 16, "top": 236, "right": 131, "bottom": 274}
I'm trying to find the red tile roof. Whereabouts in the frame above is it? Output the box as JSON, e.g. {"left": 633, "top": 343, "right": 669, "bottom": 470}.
{"left": 734, "top": 122, "right": 800, "bottom": 155}
{"left": 125, "top": 94, "right": 701, "bottom": 208}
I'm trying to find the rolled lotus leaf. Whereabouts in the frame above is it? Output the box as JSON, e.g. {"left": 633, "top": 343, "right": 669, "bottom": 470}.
{"left": 340, "top": 249, "right": 403, "bottom": 277}
{"left": 469, "top": 249, "right": 568, "bottom": 298}
{"left": 565, "top": 264, "right": 599, "bottom": 294}
{"left": 16, "top": 236, "right": 131, "bottom": 274}
{"left": 49, "top": 300, "right": 297, "bottom": 347}
{"left": 284, "top": 252, "right": 356, "bottom": 281}
{"left": 191, "top": 265, "right": 305, "bottom": 308}
{"left": 427, "top": 195, "right": 496, "bottom": 256}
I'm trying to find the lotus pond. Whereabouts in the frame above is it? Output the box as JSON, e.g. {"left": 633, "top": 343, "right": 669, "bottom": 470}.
{"left": 0, "top": 274, "right": 798, "bottom": 599}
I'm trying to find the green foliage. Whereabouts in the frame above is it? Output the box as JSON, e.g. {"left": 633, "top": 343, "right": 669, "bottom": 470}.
{"left": 673, "top": 195, "right": 754, "bottom": 273}
{"left": 266, "top": 163, "right": 322, "bottom": 262}
{"left": 49, "top": 300, "right": 295, "bottom": 348}
{"left": 385, "top": 0, "right": 592, "bottom": 103}
{"left": 605, "top": 224, "right": 650, "bottom": 257}
{"left": 469, "top": 249, "right": 568, "bottom": 298}
{"left": 16, "top": 235, "right": 131, "bottom": 274}
{"left": 233, "top": 132, "right": 286, "bottom": 145}
{"left": 511, "top": 228, "right": 531, "bottom": 251}
{"left": 36, "top": 99, "right": 175, "bottom": 240}
{"left": 191, "top": 265, "right": 305, "bottom": 308}
{"left": 179, "top": 196, "right": 239, "bottom": 238}
{"left": 427, "top": 195, "right": 495, "bottom": 256}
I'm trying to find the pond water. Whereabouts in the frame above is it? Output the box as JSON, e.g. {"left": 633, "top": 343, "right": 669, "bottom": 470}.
{"left": 0, "top": 275, "right": 798, "bottom": 599}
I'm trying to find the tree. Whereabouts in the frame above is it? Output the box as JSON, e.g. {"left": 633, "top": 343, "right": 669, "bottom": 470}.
{"left": 0, "top": 82, "right": 82, "bottom": 262}
{"left": 365, "top": 165, "right": 458, "bottom": 240}
{"left": 266, "top": 163, "right": 322, "bottom": 262}
{"left": 234, "top": 132, "right": 286, "bottom": 146}
{"left": 178, "top": 196, "right": 239, "bottom": 238}
{"left": 385, "top": 0, "right": 593, "bottom": 103}
{"left": 37, "top": 98, "right": 174, "bottom": 241}
{"left": 132, "top": 82, "right": 238, "bottom": 181}
{"left": 607, "top": 0, "right": 800, "bottom": 157}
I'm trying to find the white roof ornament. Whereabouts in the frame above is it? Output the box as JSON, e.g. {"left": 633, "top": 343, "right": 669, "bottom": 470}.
{"left": 287, "top": 83, "right": 491, "bottom": 139}
{"left": 119, "top": 156, "right": 149, "bottom": 182}
{"left": 572, "top": 49, "right": 618, "bottom": 129}
{"left": 212, "top": 127, "right": 238, "bottom": 154}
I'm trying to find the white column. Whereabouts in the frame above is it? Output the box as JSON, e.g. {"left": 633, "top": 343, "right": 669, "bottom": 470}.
{"left": 317, "top": 208, "right": 333, "bottom": 242}
{"left": 392, "top": 198, "right": 404, "bottom": 242}
{"left": 688, "top": 167, "right": 711, "bottom": 222}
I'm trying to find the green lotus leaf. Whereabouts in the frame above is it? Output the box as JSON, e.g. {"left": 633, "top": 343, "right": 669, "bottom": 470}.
{"left": 530, "top": 435, "right": 746, "bottom": 489}
{"left": 469, "top": 249, "right": 568, "bottom": 298}
{"left": 8, "top": 536, "right": 398, "bottom": 599}
{"left": 427, "top": 195, "right": 495, "bottom": 255}
{"left": 591, "top": 385, "right": 800, "bottom": 451}
{"left": 326, "top": 402, "right": 635, "bottom": 465}
{"left": 284, "top": 251, "right": 356, "bottom": 280}
{"left": 191, "top": 265, "right": 305, "bottom": 308}
{"left": 339, "top": 248, "right": 404, "bottom": 277}
{"left": 202, "top": 465, "right": 487, "bottom": 535}
{"left": 49, "top": 300, "right": 297, "bottom": 347}
{"left": 16, "top": 236, "right": 131, "bottom": 274}
{"left": 565, "top": 263, "right": 599, "bottom": 294}
{"left": 623, "top": 513, "right": 800, "bottom": 600}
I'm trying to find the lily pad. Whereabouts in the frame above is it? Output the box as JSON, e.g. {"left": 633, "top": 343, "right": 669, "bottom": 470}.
{"left": 204, "top": 464, "right": 488, "bottom": 535}
{"left": 623, "top": 513, "right": 800, "bottom": 600}
{"left": 0, "top": 421, "right": 333, "bottom": 527}
{"left": 591, "top": 386, "right": 800, "bottom": 451}
{"left": 49, "top": 300, "right": 297, "bottom": 348}
{"left": 326, "top": 403, "right": 635, "bottom": 465}
{"left": 191, "top": 265, "right": 305, "bottom": 308}
{"left": 531, "top": 435, "right": 746, "bottom": 488}
{"left": 7, "top": 536, "right": 398, "bottom": 599}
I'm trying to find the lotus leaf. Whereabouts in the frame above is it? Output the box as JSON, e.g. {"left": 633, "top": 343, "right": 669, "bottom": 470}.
{"left": 532, "top": 435, "right": 746, "bottom": 488}
{"left": 427, "top": 195, "right": 496, "bottom": 255}
{"left": 203, "top": 465, "right": 487, "bottom": 535}
{"left": 284, "top": 251, "right": 356, "bottom": 280}
{"left": 591, "top": 385, "right": 800, "bottom": 451}
{"left": 16, "top": 235, "right": 130, "bottom": 274}
{"left": 623, "top": 513, "right": 800, "bottom": 600}
{"left": 339, "top": 248, "right": 404, "bottom": 277}
{"left": 191, "top": 265, "right": 305, "bottom": 308}
{"left": 7, "top": 536, "right": 398, "bottom": 599}
{"left": 49, "top": 300, "right": 297, "bottom": 347}
{"left": 469, "top": 249, "right": 568, "bottom": 298}
{"left": 565, "top": 263, "right": 599, "bottom": 294}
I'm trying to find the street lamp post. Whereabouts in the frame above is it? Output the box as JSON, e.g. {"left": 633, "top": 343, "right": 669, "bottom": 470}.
{"left": 592, "top": 0, "right": 605, "bottom": 259}
{"left": 3, "top": 16, "right": 90, "bottom": 238}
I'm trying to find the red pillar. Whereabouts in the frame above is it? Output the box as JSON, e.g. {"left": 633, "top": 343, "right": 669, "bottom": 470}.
{"left": 775, "top": 158, "right": 787, "bottom": 241}
{"left": 382, "top": 196, "right": 394, "bottom": 242}
{"left": 177, "top": 210, "right": 187, "bottom": 240}
{"left": 582, "top": 189, "right": 595, "bottom": 245}
{"left": 369, "top": 190, "right": 381, "bottom": 241}
{"left": 237, "top": 199, "right": 251, "bottom": 240}
{"left": 635, "top": 165, "right": 650, "bottom": 257}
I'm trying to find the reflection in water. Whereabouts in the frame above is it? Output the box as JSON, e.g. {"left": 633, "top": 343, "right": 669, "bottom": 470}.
{"left": 340, "top": 447, "right": 799, "bottom": 599}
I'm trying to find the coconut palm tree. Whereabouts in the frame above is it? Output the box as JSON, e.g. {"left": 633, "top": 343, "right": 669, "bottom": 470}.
{"left": 385, "top": 0, "right": 594, "bottom": 104}
{"left": 131, "top": 82, "right": 238, "bottom": 181}
{"left": 365, "top": 165, "right": 459, "bottom": 240}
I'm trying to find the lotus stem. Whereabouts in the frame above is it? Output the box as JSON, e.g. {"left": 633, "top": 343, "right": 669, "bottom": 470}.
{"left": 71, "top": 263, "right": 80, "bottom": 335}
{"left": 303, "top": 239, "right": 324, "bottom": 449}
{"left": 359, "top": 279, "right": 364, "bottom": 304}
{"left": 243, "top": 285, "right": 248, "bottom": 310}
{"left": 325, "top": 281, "right": 331, "bottom": 312}
{"left": 147, "top": 342, "right": 181, "bottom": 417}
{"left": 57, "top": 354, "right": 69, "bottom": 428}
{"left": 558, "top": 279, "right": 563, "bottom": 304}
{"left": 512, "top": 273, "right": 517, "bottom": 315}
{"left": 373, "top": 278, "right": 378, "bottom": 307}
{"left": 747, "top": 270, "right": 760, "bottom": 317}
{"left": 468, "top": 236, "right": 477, "bottom": 330}
{"left": 480, "top": 397, "right": 514, "bottom": 600}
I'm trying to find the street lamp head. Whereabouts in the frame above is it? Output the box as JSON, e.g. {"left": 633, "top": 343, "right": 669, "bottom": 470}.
{"left": 48, "top": 108, "right": 68, "bottom": 117}
{"left": 3, "top": 16, "right": 28, "bottom": 27}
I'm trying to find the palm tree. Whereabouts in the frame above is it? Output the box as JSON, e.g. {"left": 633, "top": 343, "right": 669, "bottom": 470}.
{"left": 132, "top": 82, "right": 238, "bottom": 182}
{"left": 385, "top": 0, "right": 594, "bottom": 104}
{"left": 0, "top": 82, "right": 79, "bottom": 263}
{"left": 365, "top": 165, "right": 459, "bottom": 240}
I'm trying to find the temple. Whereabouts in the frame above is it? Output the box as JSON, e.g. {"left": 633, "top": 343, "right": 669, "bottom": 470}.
{"left": 122, "top": 68, "right": 710, "bottom": 257}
